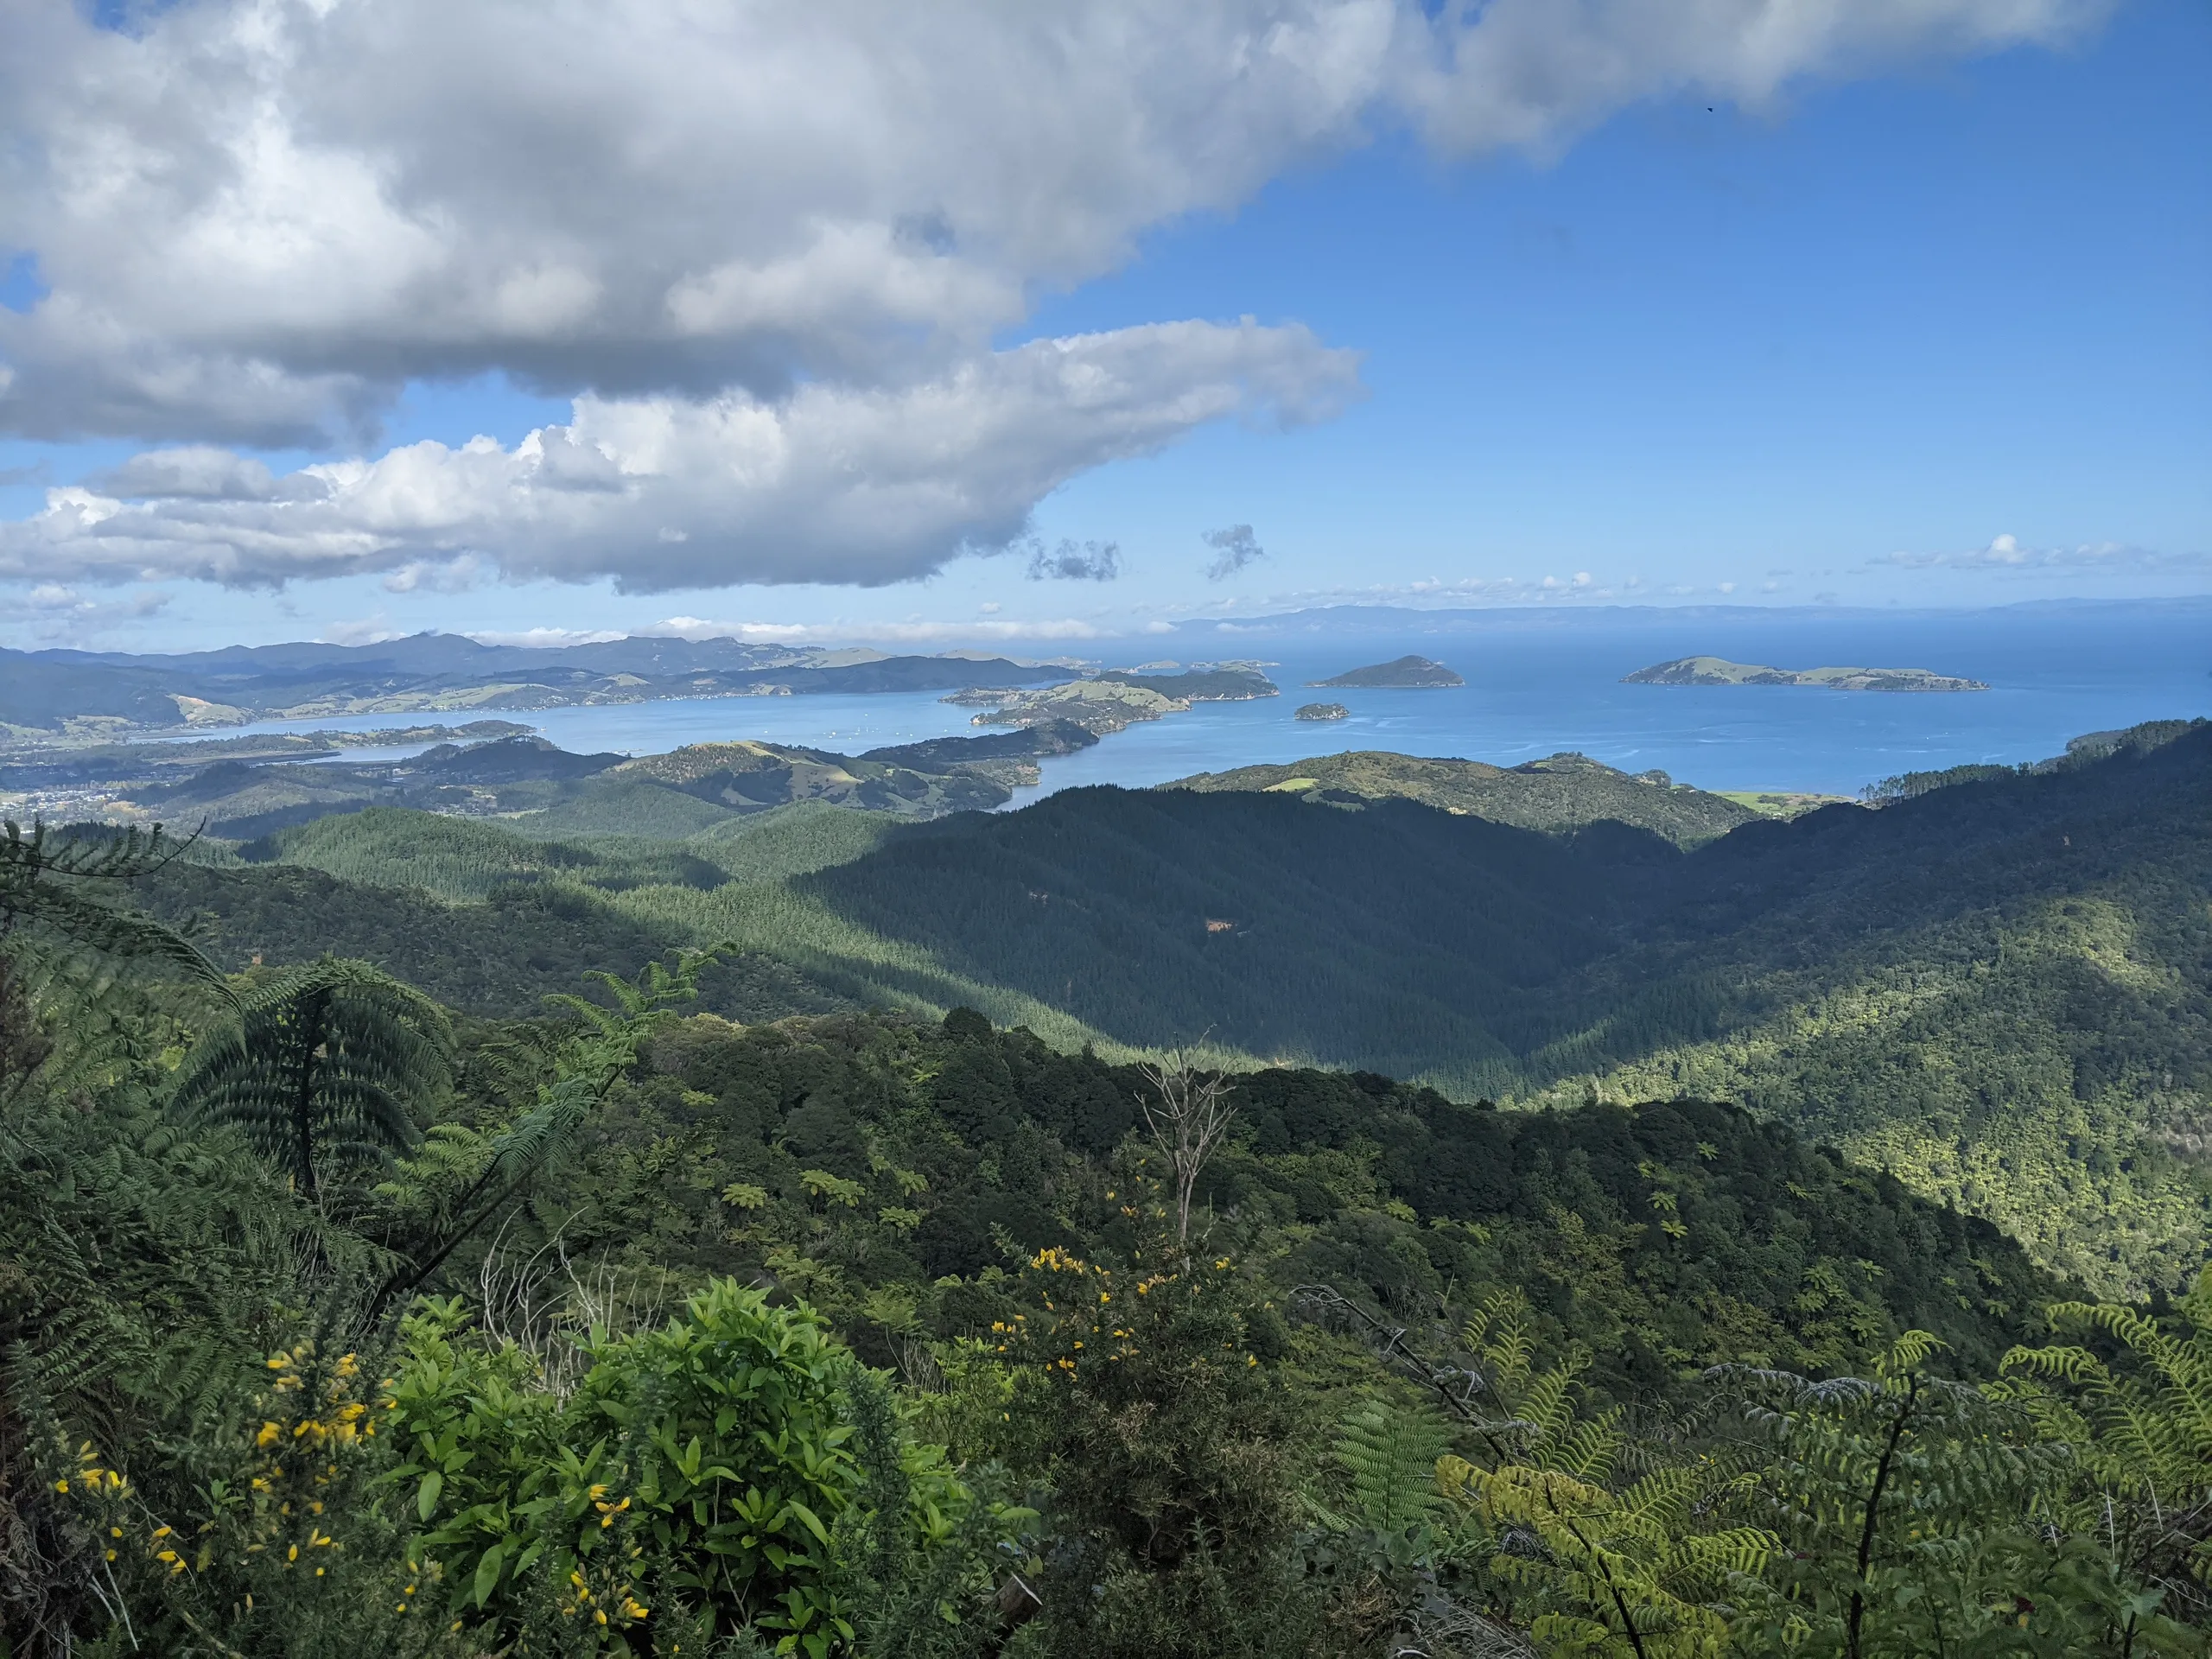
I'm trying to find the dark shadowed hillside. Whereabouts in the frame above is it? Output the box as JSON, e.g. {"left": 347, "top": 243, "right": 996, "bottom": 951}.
{"left": 798, "top": 721, "right": 2212, "bottom": 1290}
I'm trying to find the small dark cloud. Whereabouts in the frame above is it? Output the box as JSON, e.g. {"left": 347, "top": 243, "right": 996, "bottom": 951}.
{"left": 1202, "top": 524, "right": 1264, "bottom": 581}
{"left": 893, "top": 209, "right": 957, "bottom": 256}
{"left": 1024, "top": 536, "right": 1121, "bottom": 582}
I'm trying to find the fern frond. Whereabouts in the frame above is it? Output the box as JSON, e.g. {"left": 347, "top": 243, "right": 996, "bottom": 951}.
{"left": 1332, "top": 1399, "right": 1452, "bottom": 1535}
{"left": 170, "top": 957, "right": 453, "bottom": 1196}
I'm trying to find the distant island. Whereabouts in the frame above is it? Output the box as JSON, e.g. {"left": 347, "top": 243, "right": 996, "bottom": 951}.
{"left": 1308, "top": 655, "right": 1465, "bottom": 689}
{"left": 1294, "top": 702, "right": 1349, "bottom": 721}
{"left": 944, "top": 667, "right": 1278, "bottom": 737}
{"left": 1624, "top": 656, "right": 1988, "bottom": 693}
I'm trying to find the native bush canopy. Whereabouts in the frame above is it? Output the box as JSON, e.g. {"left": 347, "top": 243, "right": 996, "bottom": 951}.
{"left": 128, "top": 718, "right": 2212, "bottom": 1297}
{"left": 3, "top": 804, "right": 2210, "bottom": 1658}
{"left": 2, "top": 719, "right": 2208, "bottom": 1653}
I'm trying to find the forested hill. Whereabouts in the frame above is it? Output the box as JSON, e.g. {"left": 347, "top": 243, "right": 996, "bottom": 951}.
{"left": 129, "top": 718, "right": 2211, "bottom": 1294}
{"left": 807, "top": 719, "right": 2209, "bottom": 1077}
{"left": 1167, "top": 747, "right": 1757, "bottom": 845}
{"left": 535, "top": 1010, "right": 2067, "bottom": 1395}
{"left": 799, "top": 719, "right": 2212, "bottom": 1291}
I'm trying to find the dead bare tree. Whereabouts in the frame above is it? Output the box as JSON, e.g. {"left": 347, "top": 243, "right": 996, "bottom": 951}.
{"left": 1135, "top": 1048, "right": 1237, "bottom": 1255}
{"left": 474, "top": 1219, "right": 658, "bottom": 1400}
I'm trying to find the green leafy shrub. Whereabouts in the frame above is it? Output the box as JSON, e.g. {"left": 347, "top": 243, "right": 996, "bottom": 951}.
{"left": 388, "top": 1280, "right": 983, "bottom": 1656}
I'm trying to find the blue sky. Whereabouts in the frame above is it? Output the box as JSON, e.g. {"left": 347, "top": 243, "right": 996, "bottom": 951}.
{"left": 1, "top": 0, "right": 2204, "bottom": 652}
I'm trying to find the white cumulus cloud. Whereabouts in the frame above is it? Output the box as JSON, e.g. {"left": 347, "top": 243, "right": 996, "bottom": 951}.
{"left": 0, "top": 0, "right": 2102, "bottom": 443}
{"left": 0, "top": 0, "right": 2107, "bottom": 590}
{"left": 0, "top": 321, "right": 1356, "bottom": 590}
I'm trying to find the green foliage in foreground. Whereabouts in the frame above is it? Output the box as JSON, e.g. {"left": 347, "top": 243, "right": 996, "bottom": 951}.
{"left": 3, "top": 830, "right": 2211, "bottom": 1656}
{"left": 385, "top": 1283, "right": 1002, "bottom": 1656}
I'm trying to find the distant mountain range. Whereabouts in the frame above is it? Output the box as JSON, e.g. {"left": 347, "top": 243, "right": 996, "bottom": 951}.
{"left": 0, "top": 633, "right": 1076, "bottom": 736}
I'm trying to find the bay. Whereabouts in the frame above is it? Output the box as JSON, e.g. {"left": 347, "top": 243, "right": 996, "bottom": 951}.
{"left": 194, "top": 601, "right": 2210, "bottom": 804}
{"left": 1023, "top": 601, "right": 2212, "bottom": 800}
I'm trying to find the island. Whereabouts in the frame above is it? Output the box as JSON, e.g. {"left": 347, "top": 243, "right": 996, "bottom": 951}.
{"left": 1307, "top": 655, "right": 1465, "bottom": 689}
{"left": 946, "top": 667, "right": 1278, "bottom": 737}
{"left": 1624, "top": 656, "right": 1988, "bottom": 693}
{"left": 1294, "top": 702, "right": 1350, "bottom": 721}
{"left": 1096, "top": 667, "right": 1278, "bottom": 702}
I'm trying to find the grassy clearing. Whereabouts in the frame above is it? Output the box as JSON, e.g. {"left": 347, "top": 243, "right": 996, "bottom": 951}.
{"left": 1715, "top": 789, "right": 1855, "bottom": 819}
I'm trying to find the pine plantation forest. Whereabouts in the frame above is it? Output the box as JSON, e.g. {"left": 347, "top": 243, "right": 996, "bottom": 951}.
{"left": 4, "top": 715, "right": 2212, "bottom": 1656}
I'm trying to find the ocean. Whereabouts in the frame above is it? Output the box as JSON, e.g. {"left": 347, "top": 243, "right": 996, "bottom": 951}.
{"left": 207, "top": 601, "right": 2210, "bottom": 804}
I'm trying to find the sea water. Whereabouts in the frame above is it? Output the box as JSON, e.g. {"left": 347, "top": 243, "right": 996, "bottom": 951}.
{"left": 1020, "top": 601, "right": 2212, "bottom": 800}
{"left": 188, "top": 601, "right": 2211, "bottom": 803}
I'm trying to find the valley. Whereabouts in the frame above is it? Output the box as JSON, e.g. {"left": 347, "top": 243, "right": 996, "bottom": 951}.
{"left": 103, "top": 712, "right": 2212, "bottom": 1296}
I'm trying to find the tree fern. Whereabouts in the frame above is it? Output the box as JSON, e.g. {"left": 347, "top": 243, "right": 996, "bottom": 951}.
{"left": 2000, "top": 1267, "right": 2212, "bottom": 1621}
{"left": 170, "top": 957, "right": 453, "bottom": 1199}
{"left": 367, "top": 947, "right": 727, "bottom": 1319}
{"left": 0, "top": 818, "right": 230, "bottom": 997}
{"left": 1707, "top": 1333, "right": 2186, "bottom": 1655}
{"left": 1438, "top": 1454, "right": 1764, "bottom": 1658}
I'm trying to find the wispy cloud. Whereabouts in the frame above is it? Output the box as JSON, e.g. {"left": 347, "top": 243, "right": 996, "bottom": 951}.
{"left": 0, "top": 579, "right": 172, "bottom": 647}
{"left": 1878, "top": 532, "right": 2208, "bottom": 574}
{"left": 1202, "top": 524, "right": 1266, "bottom": 582}
{"left": 1023, "top": 537, "right": 1122, "bottom": 582}
{"left": 647, "top": 614, "right": 1114, "bottom": 645}
{"left": 383, "top": 553, "right": 496, "bottom": 594}
{"left": 463, "top": 626, "right": 632, "bottom": 648}
{"left": 320, "top": 615, "right": 406, "bottom": 647}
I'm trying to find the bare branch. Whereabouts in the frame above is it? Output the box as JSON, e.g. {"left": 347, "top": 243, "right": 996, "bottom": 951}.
{"left": 1135, "top": 1046, "right": 1237, "bottom": 1255}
